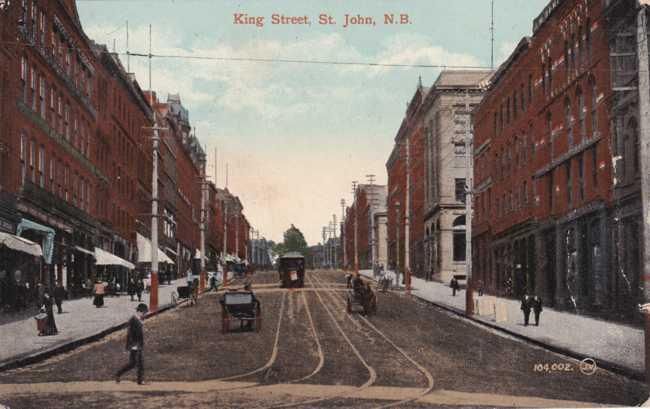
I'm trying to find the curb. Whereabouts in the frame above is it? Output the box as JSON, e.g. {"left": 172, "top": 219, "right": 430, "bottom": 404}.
{"left": 0, "top": 298, "right": 187, "bottom": 373}
{"left": 362, "top": 273, "right": 645, "bottom": 383}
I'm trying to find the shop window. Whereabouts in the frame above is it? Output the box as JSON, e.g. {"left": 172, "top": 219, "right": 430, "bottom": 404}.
{"left": 453, "top": 216, "right": 466, "bottom": 262}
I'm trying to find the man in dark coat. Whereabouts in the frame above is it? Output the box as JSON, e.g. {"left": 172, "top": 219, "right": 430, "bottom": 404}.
{"left": 532, "top": 296, "right": 543, "bottom": 326}
{"left": 127, "top": 278, "right": 134, "bottom": 301}
{"left": 450, "top": 277, "right": 459, "bottom": 296}
{"left": 136, "top": 279, "right": 144, "bottom": 302}
{"left": 54, "top": 281, "right": 66, "bottom": 314}
{"left": 521, "top": 295, "right": 532, "bottom": 326}
{"left": 116, "top": 303, "right": 148, "bottom": 384}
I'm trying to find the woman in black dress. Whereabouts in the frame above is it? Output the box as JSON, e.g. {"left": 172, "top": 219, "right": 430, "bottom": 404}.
{"left": 42, "top": 291, "right": 58, "bottom": 335}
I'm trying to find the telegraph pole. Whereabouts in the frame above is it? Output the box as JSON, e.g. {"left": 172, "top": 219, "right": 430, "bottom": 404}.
{"left": 635, "top": 7, "right": 650, "bottom": 386}
{"left": 322, "top": 227, "right": 327, "bottom": 269}
{"left": 367, "top": 174, "right": 376, "bottom": 274}
{"left": 405, "top": 138, "right": 412, "bottom": 294}
{"left": 147, "top": 24, "right": 160, "bottom": 312}
{"left": 341, "top": 199, "right": 347, "bottom": 269}
{"left": 223, "top": 200, "right": 228, "bottom": 286}
{"left": 199, "top": 148, "right": 207, "bottom": 293}
{"left": 352, "top": 181, "right": 359, "bottom": 274}
{"left": 395, "top": 201, "right": 401, "bottom": 287}
{"left": 332, "top": 214, "right": 338, "bottom": 269}
{"left": 464, "top": 90, "right": 475, "bottom": 315}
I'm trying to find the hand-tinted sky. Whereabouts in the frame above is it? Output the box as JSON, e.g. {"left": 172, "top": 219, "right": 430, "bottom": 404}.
{"left": 77, "top": 0, "right": 548, "bottom": 244}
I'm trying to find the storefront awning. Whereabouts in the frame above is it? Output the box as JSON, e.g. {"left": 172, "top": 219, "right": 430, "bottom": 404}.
{"left": 75, "top": 245, "right": 96, "bottom": 257}
{"left": 0, "top": 232, "right": 43, "bottom": 258}
{"left": 94, "top": 247, "right": 135, "bottom": 270}
{"left": 136, "top": 233, "right": 175, "bottom": 265}
{"left": 165, "top": 247, "right": 177, "bottom": 256}
{"left": 16, "top": 218, "right": 55, "bottom": 264}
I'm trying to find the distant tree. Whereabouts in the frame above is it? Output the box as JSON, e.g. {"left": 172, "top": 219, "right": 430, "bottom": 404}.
{"left": 279, "top": 224, "right": 309, "bottom": 256}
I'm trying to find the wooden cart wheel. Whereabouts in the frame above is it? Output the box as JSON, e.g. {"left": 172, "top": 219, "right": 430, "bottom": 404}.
{"left": 255, "top": 316, "right": 261, "bottom": 332}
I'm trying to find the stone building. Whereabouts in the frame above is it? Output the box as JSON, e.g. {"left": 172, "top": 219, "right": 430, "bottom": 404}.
{"left": 422, "top": 70, "right": 493, "bottom": 284}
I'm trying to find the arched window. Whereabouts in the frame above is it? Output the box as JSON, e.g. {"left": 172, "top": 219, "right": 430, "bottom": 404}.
{"left": 565, "top": 97, "right": 573, "bottom": 146}
{"left": 453, "top": 216, "right": 466, "bottom": 262}
{"left": 577, "top": 87, "right": 586, "bottom": 139}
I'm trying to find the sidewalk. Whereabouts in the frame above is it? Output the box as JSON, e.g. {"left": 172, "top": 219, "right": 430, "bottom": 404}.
{"left": 360, "top": 270, "right": 644, "bottom": 379}
{"left": 0, "top": 279, "right": 186, "bottom": 370}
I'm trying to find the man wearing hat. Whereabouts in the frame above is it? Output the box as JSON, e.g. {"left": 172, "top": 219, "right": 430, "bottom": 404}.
{"left": 116, "top": 303, "right": 148, "bottom": 384}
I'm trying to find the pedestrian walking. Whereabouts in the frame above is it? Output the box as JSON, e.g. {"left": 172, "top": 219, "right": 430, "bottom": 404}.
{"left": 450, "top": 277, "right": 459, "bottom": 296}
{"left": 115, "top": 303, "right": 148, "bottom": 385}
{"left": 532, "top": 295, "right": 543, "bottom": 326}
{"left": 521, "top": 294, "right": 532, "bottom": 326}
{"left": 54, "top": 281, "right": 66, "bottom": 314}
{"left": 128, "top": 278, "right": 136, "bottom": 301}
{"left": 93, "top": 280, "right": 105, "bottom": 308}
{"left": 136, "top": 278, "right": 144, "bottom": 302}
{"left": 40, "top": 291, "right": 58, "bottom": 336}
{"left": 36, "top": 281, "right": 45, "bottom": 309}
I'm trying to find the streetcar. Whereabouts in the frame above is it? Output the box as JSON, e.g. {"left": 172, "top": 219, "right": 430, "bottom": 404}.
{"left": 278, "top": 252, "right": 305, "bottom": 288}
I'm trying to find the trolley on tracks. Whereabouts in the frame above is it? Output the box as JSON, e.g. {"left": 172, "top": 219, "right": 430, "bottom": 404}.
{"left": 220, "top": 290, "right": 261, "bottom": 333}
{"left": 278, "top": 252, "right": 305, "bottom": 288}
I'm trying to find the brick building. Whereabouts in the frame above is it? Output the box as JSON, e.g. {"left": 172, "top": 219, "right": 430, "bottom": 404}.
{"left": 422, "top": 70, "right": 492, "bottom": 284}
{"left": 386, "top": 81, "right": 427, "bottom": 277}
{"left": 94, "top": 43, "right": 153, "bottom": 289}
{"left": 0, "top": 1, "right": 253, "bottom": 306}
{"left": 472, "top": 0, "right": 649, "bottom": 319}
{"left": 1, "top": 0, "right": 106, "bottom": 293}
{"left": 343, "top": 184, "right": 387, "bottom": 270}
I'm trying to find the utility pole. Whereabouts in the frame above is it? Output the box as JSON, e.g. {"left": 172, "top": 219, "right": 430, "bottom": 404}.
{"left": 405, "top": 137, "right": 412, "bottom": 294}
{"left": 341, "top": 199, "right": 347, "bottom": 270}
{"left": 223, "top": 200, "right": 228, "bottom": 286}
{"left": 352, "top": 181, "right": 359, "bottom": 274}
{"left": 367, "top": 174, "right": 376, "bottom": 274}
{"left": 332, "top": 214, "right": 338, "bottom": 269}
{"left": 635, "top": 7, "right": 650, "bottom": 387}
{"left": 147, "top": 23, "right": 160, "bottom": 312}
{"left": 395, "top": 201, "right": 401, "bottom": 287}
{"left": 235, "top": 213, "right": 240, "bottom": 259}
{"left": 322, "top": 227, "right": 327, "bottom": 269}
{"left": 199, "top": 148, "right": 207, "bottom": 293}
{"left": 464, "top": 90, "right": 475, "bottom": 315}
{"left": 490, "top": 0, "right": 495, "bottom": 70}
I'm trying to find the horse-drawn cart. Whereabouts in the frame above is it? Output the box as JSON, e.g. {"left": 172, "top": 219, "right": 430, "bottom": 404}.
{"left": 347, "top": 281, "right": 377, "bottom": 316}
{"left": 220, "top": 291, "right": 261, "bottom": 333}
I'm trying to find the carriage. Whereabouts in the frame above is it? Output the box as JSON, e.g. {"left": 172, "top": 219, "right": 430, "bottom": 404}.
{"left": 278, "top": 252, "right": 305, "bottom": 288}
{"left": 347, "top": 278, "right": 377, "bottom": 315}
{"left": 220, "top": 291, "right": 261, "bottom": 333}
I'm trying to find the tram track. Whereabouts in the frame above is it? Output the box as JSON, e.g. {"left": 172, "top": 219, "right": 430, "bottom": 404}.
{"left": 309, "top": 271, "right": 435, "bottom": 409}
{"left": 264, "top": 275, "right": 378, "bottom": 409}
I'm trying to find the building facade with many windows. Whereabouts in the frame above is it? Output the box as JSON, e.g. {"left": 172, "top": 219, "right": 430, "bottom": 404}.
{"left": 472, "top": 0, "right": 650, "bottom": 320}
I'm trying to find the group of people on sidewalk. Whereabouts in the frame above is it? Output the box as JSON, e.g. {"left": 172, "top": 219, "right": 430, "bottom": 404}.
{"left": 521, "top": 294, "right": 543, "bottom": 326}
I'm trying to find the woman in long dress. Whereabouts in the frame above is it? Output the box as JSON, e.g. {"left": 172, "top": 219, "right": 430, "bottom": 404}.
{"left": 42, "top": 292, "right": 58, "bottom": 335}
{"left": 93, "top": 280, "right": 105, "bottom": 308}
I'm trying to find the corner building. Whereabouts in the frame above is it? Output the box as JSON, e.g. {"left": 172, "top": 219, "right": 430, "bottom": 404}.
{"left": 473, "top": 0, "right": 647, "bottom": 320}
